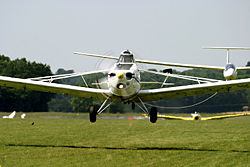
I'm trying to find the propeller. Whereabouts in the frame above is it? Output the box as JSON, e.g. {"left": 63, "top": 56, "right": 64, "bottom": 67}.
{"left": 94, "top": 51, "right": 116, "bottom": 89}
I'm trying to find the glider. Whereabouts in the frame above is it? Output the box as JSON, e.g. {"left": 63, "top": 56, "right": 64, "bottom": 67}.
{"left": 157, "top": 112, "right": 250, "bottom": 120}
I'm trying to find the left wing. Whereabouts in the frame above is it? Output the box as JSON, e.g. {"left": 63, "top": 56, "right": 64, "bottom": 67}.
{"left": 157, "top": 114, "right": 193, "bottom": 120}
{"left": 73, "top": 52, "right": 118, "bottom": 60}
{"left": 0, "top": 76, "right": 110, "bottom": 100}
{"left": 137, "top": 78, "right": 250, "bottom": 102}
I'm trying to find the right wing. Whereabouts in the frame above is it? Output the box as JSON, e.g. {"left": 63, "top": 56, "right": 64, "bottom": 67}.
{"left": 0, "top": 76, "right": 111, "bottom": 100}
{"left": 29, "top": 69, "right": 109, "bottom": 82}
{"left": 137, "top": 78, "right": 250, "bottom": 102}
{"left": 135, "top": 59, "right": 225, "bottom": 70}
{"left": 74, "top": 51, "right": 225, "bottom": 70}
{"left": 236, "top": 67, "right": 250, "bottom": 70}
{"left": 138, "top": 59, "right": 250, "bottom": 71}
{"left": 74, "top": 51, "right": 250, "bottom": 71}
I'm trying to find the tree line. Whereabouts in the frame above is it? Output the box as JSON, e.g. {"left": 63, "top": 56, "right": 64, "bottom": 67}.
{"left": 0, "top": 55, "right": 53, "bottom": 112}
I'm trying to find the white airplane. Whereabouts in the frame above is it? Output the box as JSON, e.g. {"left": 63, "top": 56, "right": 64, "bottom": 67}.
{"left": 2, "top": 111, "right": 16, "bottom": 119}
{"left": 0, "top": 48, "right": 250, "bottom": 123}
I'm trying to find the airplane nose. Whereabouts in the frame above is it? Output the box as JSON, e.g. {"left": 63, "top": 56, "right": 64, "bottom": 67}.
{"left": 117, "top": 73, "right": 123, "bottom": 79}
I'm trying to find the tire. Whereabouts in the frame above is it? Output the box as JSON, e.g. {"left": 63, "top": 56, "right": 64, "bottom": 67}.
{"left": 89, "top": 105, "right": 98, "bottom": 123}
{"left": 149, "top": 107, "right": 157, "bottom": 123}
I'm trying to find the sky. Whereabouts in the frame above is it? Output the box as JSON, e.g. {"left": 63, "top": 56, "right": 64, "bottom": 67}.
{"left": 1, "top": 0, "right": 250, "bottom": 73}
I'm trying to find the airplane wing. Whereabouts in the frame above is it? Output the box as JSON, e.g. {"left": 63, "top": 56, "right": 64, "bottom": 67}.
{"left": 136, "top": 58, "right": 250, "bottom": 71}
{"left": 74, "top": 51, "right": 250, "bottom": 71}
{"left": 138, "top": 47, "right": 250, "bottom": 70}
{"left": 0, "top": 76, "right": 111, "bottom": 101}
{"left": 73, "top": 52, "right": 118, "bottom": 60}
{"left": 201, "top": 113, "right": 250, "bottom": 120}
{"left": 137, "top": 78, "right": 250, "bottom": 102}
{"left": 74, "top": 52, "right": 225, "bottom": 70}
{"left": 236, "top": 67, "right": 250, "bottom": 70}
{"left": 135, "top": 59, "right": 225, "bottom": 70}
{"left": 157, "top": 114, "right": 193, "bottom": 120}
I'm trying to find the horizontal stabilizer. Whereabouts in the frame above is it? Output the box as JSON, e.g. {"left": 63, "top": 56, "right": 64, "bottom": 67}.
{"left": 203, "top": 47, "right": 250, "bottom": 50}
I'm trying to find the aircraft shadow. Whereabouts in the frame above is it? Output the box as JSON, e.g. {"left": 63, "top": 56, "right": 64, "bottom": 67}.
{"left": 6, "top": 144, "right": 249, "bottom": 153}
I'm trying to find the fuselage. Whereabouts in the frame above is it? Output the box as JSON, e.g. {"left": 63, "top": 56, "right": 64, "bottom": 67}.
{"left": 223, "top": 63, "right": 237, "bottom": 80}
{"left": 104, "top": 51, "right": 238, "bottom": 100}
{"left": 107, "top": 50, "right": 140, "bottom": 99}
{"left": 191, "top": 112, "right": 201, "bottom": 120}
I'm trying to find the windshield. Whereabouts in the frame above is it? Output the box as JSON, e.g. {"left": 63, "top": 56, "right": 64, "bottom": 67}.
{"left": 115, "top": 63, "right": 133, "bottom": 70}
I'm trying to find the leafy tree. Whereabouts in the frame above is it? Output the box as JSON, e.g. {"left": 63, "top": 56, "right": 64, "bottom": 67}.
{"left": 0, "top": 55, "right": 53, "bottom": 112}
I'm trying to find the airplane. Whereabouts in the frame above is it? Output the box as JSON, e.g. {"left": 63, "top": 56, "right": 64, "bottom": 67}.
{"left": 0, "top": 48, "right": 250, "bottom": 123}
{"left": 156, "top": 111, "right": 250, "bottom": 120}
{"left": 2, "top": 111, "right": 16, "bottom": 119}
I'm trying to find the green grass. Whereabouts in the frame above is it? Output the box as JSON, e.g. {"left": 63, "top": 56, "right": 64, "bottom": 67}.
{"left": 0, "top": 113, "right": 250, "bottom": 167}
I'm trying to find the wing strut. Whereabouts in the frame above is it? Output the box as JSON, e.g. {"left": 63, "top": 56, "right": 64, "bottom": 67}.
{"left": 97, "top": 97, "right": 113, "bottom": 114}
{"left": 134, "top": 97, "right": 149, "bottom": 114}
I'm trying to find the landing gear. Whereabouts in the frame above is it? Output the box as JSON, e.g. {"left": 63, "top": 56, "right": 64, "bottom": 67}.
{"left": 149, "top": 107, "right": 157, "bottom": 123}
{"left": 89, "top": 97, "right": 113, "bottom": 123}
{"left": 135, "top": 97, "right": 158, "bottom": 123}
{"left": 89, "top": 105, "right": 98, "bottom": 123}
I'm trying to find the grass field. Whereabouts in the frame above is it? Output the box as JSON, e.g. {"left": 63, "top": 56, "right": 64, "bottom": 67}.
{"left": 0, "top": 113, "right": 250, "bottom": 167}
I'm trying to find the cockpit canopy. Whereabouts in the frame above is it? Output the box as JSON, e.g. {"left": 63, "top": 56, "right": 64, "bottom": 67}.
{"left": 225, "top": 63, "right": 236, "bottom": 70}
{"left": 117, "top": 50, "right": 135, "bottom": 63}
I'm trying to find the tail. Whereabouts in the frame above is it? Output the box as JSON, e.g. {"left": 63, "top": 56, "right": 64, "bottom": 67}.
{"left": 203, "top": 47, "right": 250, "bottom": 64}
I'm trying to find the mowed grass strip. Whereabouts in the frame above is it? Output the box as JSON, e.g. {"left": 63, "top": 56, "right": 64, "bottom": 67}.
{"left": 0, "top": 114, "right": 250, "bottom": 167}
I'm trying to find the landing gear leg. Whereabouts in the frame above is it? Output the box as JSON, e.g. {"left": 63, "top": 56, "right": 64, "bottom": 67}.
{"left": 135, "top": 97, "right": 158, "bottom": 123}
{"left": 89, "top": 97, "right": 113, "bottom": 123}
{"left": 89, "top": 105, "right": 98, "bottom": 123}
{"left": 149, "top": 107, "right": 157, "bottom": 123}
{"left": 132, "top": 102, "right": 135, "bottom": 110}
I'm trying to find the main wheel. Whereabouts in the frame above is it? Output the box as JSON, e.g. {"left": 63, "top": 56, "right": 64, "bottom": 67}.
{"left": 149, "top": 107, "right": 157, "bottom": 123}
{"left": 89, "top": 105, "right": 98, "bottom": 123}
